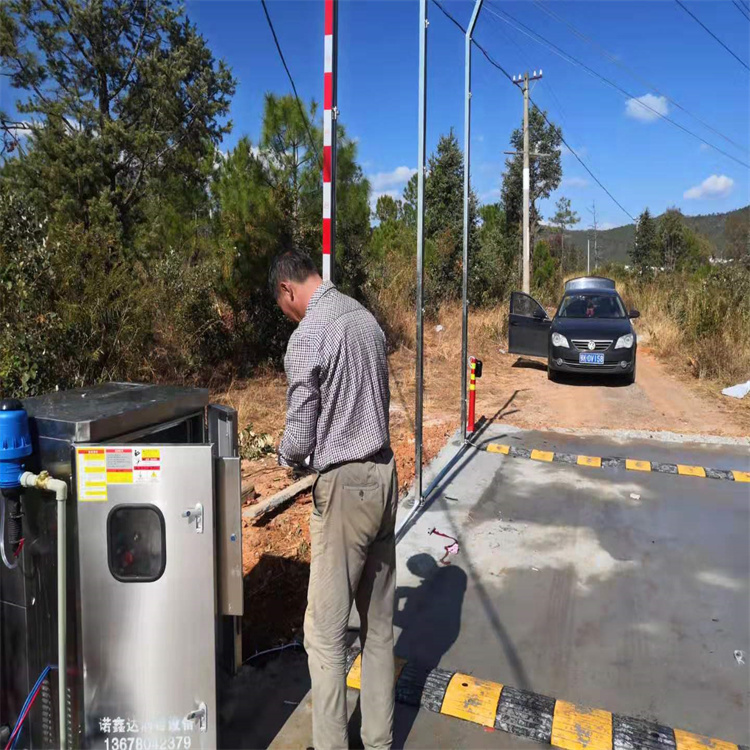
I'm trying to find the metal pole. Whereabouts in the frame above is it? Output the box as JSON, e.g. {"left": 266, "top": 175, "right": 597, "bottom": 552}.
{"left": 460, "top": 0, "right": 484, "bottom": 444}
{"left": 322, "top": 0, "right": 337, "bottom": 281}
{"left": 415, "top": 0, "right": 428, "bottom": 503}
{"left": 522, "top": 71, "right": 530, "bottom": 295}
{"left": 587, "top": 239, "right": 590, "bottom": 274}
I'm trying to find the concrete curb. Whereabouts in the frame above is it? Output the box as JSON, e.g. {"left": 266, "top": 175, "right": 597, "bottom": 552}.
{"left": 344, "top": 649, "right": 748, "bottom": 750}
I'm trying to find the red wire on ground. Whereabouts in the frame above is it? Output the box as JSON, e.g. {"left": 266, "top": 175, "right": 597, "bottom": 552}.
{"left": 429, "top": 528, "right": 460, "bottom": 565}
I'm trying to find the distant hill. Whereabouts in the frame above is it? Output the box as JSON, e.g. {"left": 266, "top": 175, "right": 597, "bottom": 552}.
{"left": 544, "top": 206, "right": 749, "bottom": 263}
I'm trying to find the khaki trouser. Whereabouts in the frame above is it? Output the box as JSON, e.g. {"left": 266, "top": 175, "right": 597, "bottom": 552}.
{"left": 304, "top": 447, "right": 398, "bottom": 750}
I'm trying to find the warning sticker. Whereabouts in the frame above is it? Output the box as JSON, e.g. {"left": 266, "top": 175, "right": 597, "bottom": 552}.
{"left": 133, "top": 448, "right": 161, "bottom": 484}
{"left": 106, "top": 448, "right": 133, "bottom": 484}
{"left": 77, "top": 448, "right": 107, "bottom": 502}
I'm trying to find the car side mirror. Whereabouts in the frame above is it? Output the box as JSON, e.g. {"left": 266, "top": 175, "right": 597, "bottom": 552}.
{"left": 629, "top": 309, "right": 640, "bottom": 319}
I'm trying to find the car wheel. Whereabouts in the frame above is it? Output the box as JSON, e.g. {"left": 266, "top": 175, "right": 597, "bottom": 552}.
{"left": 547, "top": 367, "right": 558, "bottom": 382}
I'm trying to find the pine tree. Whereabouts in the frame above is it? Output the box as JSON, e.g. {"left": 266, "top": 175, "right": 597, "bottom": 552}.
{"left": 549, "top": 196, "right": 580, "bottom": 273}
{"left": 631, "top": 209, "right": 658, "bottom": 271}
{"left": 0, "top": 0, "right": 236, "bottom": 238}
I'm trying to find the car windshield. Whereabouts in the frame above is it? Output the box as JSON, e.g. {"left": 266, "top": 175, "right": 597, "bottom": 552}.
{"left": 557, "top": 293, "right": 626, "bottom": 319}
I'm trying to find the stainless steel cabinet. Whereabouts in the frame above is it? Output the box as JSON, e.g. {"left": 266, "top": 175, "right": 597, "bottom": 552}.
{"left": 76, "top": 445, "right": 217, "bottom": 749}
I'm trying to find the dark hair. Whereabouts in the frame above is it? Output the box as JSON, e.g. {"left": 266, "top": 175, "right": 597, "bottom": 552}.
{"left": 268, "top": 250, "right": 319, "bottom": 298}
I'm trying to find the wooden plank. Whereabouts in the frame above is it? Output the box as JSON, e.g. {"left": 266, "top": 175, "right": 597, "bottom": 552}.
{"left": 242, "top": 474, "right": 315, "bottom": 522}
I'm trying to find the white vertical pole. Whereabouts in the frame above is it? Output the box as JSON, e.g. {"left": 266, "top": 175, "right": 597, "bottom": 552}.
{"left": 461, "top": 0, "right": 484, "bottom": 443}
{"left": 415, "top": 0, "right": 428, "bottom": 503}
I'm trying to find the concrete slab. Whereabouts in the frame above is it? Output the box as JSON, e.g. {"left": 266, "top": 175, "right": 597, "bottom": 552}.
{"left": 243, "top": 427, "right": 750, "bottom": 748}
{"left": 395, "top": 426, "right": 750, "bottom": 746}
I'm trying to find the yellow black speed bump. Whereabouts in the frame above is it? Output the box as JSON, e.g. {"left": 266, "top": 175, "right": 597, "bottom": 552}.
{"left": 480, "top": 443, "right": 749, "bottom": 484}
{"left": 345, "top": 648, "right": 748, "bottom": 750}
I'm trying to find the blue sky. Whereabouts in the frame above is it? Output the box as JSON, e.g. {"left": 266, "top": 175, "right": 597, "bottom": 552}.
{"left": 185, "top": 0, "right": 749, "bottom": 229}
{"left": 3, "top": 0, "right": 748, "bottom": 229}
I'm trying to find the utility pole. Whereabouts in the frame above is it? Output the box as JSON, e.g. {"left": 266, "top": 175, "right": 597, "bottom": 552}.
{"left": 512, "top": 70, "right": 543, "bottom": 294}
{"left": 588, "top": 200, "right": 599, "bottom": 269}
{"left": 587, "top": 239, "right": 590, "bottom": 274}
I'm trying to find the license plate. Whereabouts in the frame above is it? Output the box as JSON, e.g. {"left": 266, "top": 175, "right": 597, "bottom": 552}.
{"left": 579, "top": 353, "right": 604, "bottom": 365}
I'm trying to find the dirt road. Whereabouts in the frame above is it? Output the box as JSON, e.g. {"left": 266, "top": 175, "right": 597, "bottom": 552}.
{"left": 472, "top": 345, "right": 749, "bottom": 438}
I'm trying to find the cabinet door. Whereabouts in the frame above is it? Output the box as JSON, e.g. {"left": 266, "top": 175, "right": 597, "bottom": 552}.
{"left": 75, "top": 444, "right": 216, "bottom": 749}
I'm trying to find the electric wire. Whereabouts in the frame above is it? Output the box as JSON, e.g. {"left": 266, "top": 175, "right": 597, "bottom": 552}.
{"left": 242, "top": 640, "right": 303, "bottom": 665}
{"left": 259, "top": 0, "right": 321, "bottom": 164}
{"left": 5, "top": 665, "right": 55, "bottom": 750}
{"left": 481, "top": 8, "right": 572, "bottom": 131}
{"left": 732, "top": 0, "right": 750, "bottom": 22}
{"left": 483, "top": 2, "right": 750, "bottom": 169}
{"left": 430, "top": 0, "right": 635, "bottom": 222}
{"left": 530, "top": 0, "right": 748, "bottom": 153}
{"left": 674, "top": 0, "right": 750, "bottom": 71}
{"left": 741, "top": 0, "right": 750, "bottom": 11}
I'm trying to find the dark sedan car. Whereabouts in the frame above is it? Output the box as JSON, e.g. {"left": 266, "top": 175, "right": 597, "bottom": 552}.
{"left": 508, "top": 277, "right": 640, "bottom": 383}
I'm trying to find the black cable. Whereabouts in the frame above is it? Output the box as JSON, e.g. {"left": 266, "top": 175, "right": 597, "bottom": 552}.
{"left": 741, "top": 0, "right": 750, "bottom": 11}
{"left": 484, "top": 2, "right": 750, "bottom": 169}
{"left": 481, "top": 8, "right": 572, "bottom": 131}
{"left": 430, "top": 0, "right": 635, "bottom": 223}
{"left": 674, "top": 0, "right": 750, "bottom": 71}
{"left": 259, "top": 0, "right": 321, "bottom": 164}
{"left": 431, "top": 0, "right": 513, "bottom": 81}
{"left": 531, "top": 0, "right": 748, "bottom": 154}
{"left": 732, "top": 0, "right": 750, "bottom": 22}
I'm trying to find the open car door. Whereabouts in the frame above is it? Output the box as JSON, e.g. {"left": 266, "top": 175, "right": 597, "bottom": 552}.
{"left": 508, "top": 291, "right": 551, "bottom": 358}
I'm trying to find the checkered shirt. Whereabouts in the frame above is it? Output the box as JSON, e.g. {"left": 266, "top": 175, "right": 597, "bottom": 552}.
{"left": 279, "top": 282, "right": 390, "bottom": 472}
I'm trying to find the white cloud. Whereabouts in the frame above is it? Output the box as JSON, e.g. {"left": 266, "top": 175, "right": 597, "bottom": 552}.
{"left": 683, "top": 174, "right": 734, "bottom": 200}
{"left": 562, "top": 176, "right": 589, "bottom": 188}
{"left": 369, "top": 166, "right": 416, "bottom": 191}
{"left": 598, "top": 222, "right": 617, "bottom": 230}
{"left": 625, "top": 93, "right": 669, "bottom": 122}
{"left": 699, "top": 143, "right": 711, "bottom": 152}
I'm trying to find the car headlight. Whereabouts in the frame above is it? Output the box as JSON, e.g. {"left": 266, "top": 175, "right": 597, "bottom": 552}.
{"left": 551, "top": 333, "right": 569, "bottom": 348}
{"left": 615, "top": 333, "right": 634, "bottom": 349}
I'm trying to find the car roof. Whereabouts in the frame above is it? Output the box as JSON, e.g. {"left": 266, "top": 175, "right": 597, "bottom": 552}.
{"left": 564, "top": 276, "right": 616, "bottom": 292}
{"left": 562, "top": 287, "right": 620, "bottom": 296}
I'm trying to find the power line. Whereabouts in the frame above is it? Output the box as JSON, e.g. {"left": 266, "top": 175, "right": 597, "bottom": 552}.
{"left": 674, "top": 0, "right": 750, "bottom": 71}
{"left": 530, "top": 99, "right": 635, "bottom": 222}
{"left": 481, "top": 8, "right": 572, "bottom": 131}
{"left": 732, "top": 0, "right": 750, "bottom": 22}
{"left": 430, "top": 0, "right": 635, "bottom": 223}
{"left": 259, "top": 0, "right": 321, "bottom": 164}
{"left": 741, "top": 0, "right": 750, "bottom": 11}
{"left": 531, "top": 0, "right": 748, "bottom": 154}
{"left": 484, "top": 2, "right": 750, "bottom": 169}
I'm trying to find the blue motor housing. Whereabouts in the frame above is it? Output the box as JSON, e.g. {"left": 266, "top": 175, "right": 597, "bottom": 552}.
{"left": 0, "top": 399, "right": 33, "bottom": 490}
